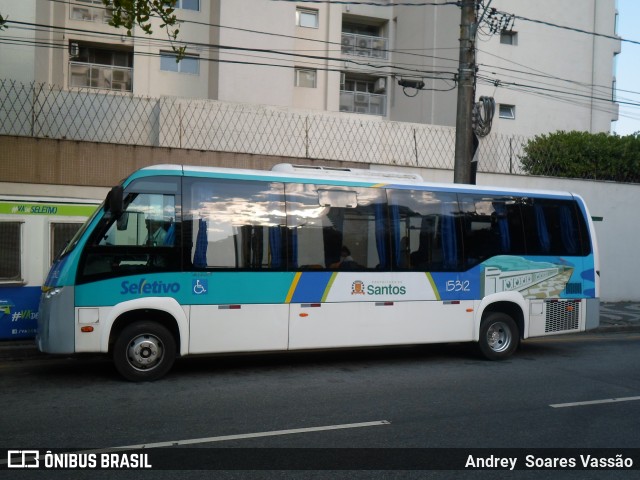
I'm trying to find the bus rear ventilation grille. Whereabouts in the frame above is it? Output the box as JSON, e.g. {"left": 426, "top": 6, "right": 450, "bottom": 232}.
{"left": 545, "top": 300, "right": 580, "bottom": 333}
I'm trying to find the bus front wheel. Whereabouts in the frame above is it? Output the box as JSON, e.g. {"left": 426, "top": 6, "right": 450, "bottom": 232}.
{"left": 478, "top": 312, "right": 519, "bottom": 360}
{"left": 113, "top": 321, "right": 176, "bottom": 381}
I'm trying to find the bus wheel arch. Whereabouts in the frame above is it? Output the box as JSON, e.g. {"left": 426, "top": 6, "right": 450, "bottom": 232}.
{"left": 109, "top": 310, "right": 180, "bottom": 381}
{"left": 477, "top": 302, "right": 523, "bottom": 360}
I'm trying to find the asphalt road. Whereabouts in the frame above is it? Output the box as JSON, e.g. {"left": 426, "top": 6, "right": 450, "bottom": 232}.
{"left": 1, "top": 331, "right": 639, "bottom": 479}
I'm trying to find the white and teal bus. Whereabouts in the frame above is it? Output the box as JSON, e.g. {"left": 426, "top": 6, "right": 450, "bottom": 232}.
{"left": 37, "top": 164, "right": 599, "bottom": 381}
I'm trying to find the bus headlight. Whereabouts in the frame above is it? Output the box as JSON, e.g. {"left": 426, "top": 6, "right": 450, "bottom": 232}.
{"left": 44, "top": 287, "right": 63, "bottom": 299}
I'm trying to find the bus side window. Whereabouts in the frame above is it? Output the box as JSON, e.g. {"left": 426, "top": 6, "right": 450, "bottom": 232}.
{"left": 287, "top": 184, "right": 389, "bottom": 271}
{"left": 388, "top": 189, "right": 460, "bottom": 271}
{"left": 185, "top": 178, "right": 287, "bottom": 270}
{"left": 521, "top": 199, "right": 589, "bottom": 256}
{"left": 459, "top": 195, "right": 525, "bottom": 267}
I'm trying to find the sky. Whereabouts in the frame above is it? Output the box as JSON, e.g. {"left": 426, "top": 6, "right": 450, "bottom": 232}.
{"left": 613, "top": 0, "right": 640, "bottom": 136}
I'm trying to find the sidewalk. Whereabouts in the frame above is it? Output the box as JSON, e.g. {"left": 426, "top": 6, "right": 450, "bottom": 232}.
{"left": 597, "top": 302, "right": 640, "bottom": 332}
{"left": 1, "top": 303, "right": 639, "bottom": 362}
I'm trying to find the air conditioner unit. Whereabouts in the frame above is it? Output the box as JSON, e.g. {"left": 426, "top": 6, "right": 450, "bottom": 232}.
{"left": 371, "top": 39, "right": 385, "bottom": 57}
{"left": 341, "top": 36, "right": 355, "bottom": 53}
{"left": 357, "top": 38, "right": 369, "bottom": 50}
{"left": 372, "top": 39, "right": 385, "bottom": 50}
{"left": 374, "top": 78, "right": 386, "bottom": 93}
{"left": 112, "top": 70, "right": 126, "bottom": 82}
{"left": 355, "top": 93, "right": 368, "bottom": 103}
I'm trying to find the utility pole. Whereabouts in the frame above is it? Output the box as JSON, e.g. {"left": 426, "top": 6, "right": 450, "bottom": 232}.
{"left": 453, "top": 0, "right": 477, "bottom": 184}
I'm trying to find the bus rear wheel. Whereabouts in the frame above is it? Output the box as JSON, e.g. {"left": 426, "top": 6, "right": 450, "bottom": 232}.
{"left": 113, "top": 321, "right": 176, "bottom": 381}
{"left": 478, "top": 312, "right": 519, "bottom": 360}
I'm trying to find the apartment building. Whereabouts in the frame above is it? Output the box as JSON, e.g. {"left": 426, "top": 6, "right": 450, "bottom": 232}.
{"left": 0, "top": 0, "right": 620, "bottom": 136}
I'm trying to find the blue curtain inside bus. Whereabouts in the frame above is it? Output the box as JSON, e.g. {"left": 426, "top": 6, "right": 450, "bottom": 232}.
{"left": 193, "top": 218, "right": 208, "bottom": 268}
{"left": 269, "top": 227, "right": 283, "bottom": 268}
{"left": 534, "top": 204, "right": 551, "bottom": 253}
{"left": 375, "top": 202, "right": 390, "bottom": 269}
{"left": 492, "top": 202, "right": 511, "bottom": 252}
{"left": 441, "top": 200, "right": 458, "bottom": 269}
{"left": 559, "top": 205, "right": 579, "bottom": 254}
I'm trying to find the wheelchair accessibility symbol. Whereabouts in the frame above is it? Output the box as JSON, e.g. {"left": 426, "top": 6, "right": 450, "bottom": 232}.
{"left": 192, "top": 279, "right": 208, "bottom": 295}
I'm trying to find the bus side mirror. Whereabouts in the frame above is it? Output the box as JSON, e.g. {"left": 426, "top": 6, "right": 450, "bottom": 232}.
{"left": 107, "top": 185, "right": 124, "bottom": 217}
{"left": 116, "top": 212, "right": 129, "bottom": 231}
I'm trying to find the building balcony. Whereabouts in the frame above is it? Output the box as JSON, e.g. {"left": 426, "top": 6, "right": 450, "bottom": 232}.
{"left": 341, "top": 32, "right": 388, "bottom": 59}
{"left": 69, "top": 2, "right": 114, "bottom": 24}
{"left": 339, "top": 90, "right": 387, "bottom": 116}
{"left": 69, "top": 62, "right": 133, "bottom": 92}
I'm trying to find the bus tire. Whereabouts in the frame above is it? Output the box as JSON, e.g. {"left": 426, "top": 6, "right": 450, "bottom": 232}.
{"left": 478, "top": 312, "right": 519, "bottom": 360}
{"left": 113, "top": 321, "right": 176, "bottom": 381}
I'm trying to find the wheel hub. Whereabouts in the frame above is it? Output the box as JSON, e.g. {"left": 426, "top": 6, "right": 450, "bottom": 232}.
{"left": 127, "top": 335, "right": 163, "bottom": 370}
{"left": 487, "top": 322, "right": 511, "bottom": 352}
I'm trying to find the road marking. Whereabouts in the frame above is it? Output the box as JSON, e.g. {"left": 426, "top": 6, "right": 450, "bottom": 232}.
{"left": 550, "top": 396, "right": 640, "bottom": 408}
{"left": 110, "top": 420, "right": 391, "bottom": 450}
{"left": 0, "top": 420, "right": 391, "bottom": 464}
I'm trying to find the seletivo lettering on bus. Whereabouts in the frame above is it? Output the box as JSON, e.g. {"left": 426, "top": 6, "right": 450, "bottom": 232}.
{"left": 120, "top": 279, "right": 180, "bottom": 295}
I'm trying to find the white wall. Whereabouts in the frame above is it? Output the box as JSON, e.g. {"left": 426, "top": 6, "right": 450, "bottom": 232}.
{"left": 475, "top": 0, "right": 619, "bottom": 136}
{"left": 0, "top": 0, "right": 36, "bottom": 83}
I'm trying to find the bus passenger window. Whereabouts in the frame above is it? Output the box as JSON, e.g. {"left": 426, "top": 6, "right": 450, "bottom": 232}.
{"left": 459, "top": 195, "right": 524, "bottom": 267}
{"left": 185, "top": 178, "right": 287, "bottom": 269}
{"left": 388, "top": 189, "right": 460, "bottom": 271}
{"left": 286, "top": 183, "right": 389, "bottom": 270}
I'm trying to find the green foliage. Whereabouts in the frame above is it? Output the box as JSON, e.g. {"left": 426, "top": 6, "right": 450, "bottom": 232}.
{"left": 520, "top": 130, "right": 640, "bottom": 183}
{"left": 102, "top": 0, "right": 186, "bottom": 59}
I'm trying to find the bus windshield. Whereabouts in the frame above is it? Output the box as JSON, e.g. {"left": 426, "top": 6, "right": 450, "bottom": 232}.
{"left": 59, "top": 200, "right": 105, "bottom": 258}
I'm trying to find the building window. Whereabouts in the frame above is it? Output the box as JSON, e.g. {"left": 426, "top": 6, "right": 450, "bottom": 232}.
{"left": 295, "top": 68, "right": 317, "bottom": 88}
{"left": 51, "top": 223, "right": 83, "bottom": 264}
{"left": 296, "top": 8, "right": 318, "bottom": 28}
{"left": 160, "top": 52, "right": 200, "bottom": 75}
{"left": 68, "top": 43, "right": 133, "bottom": 91}
{"left": 499, "top": 104, "right": 516, "bottom": 120}
{"left": 174, "top": 0, "right": 200, "bottom": 11}
{"left": 0, "top": 222, "right": 22, "bottom": 282}
{"left": 500, "top": 30, "right": 518, "bottom": 45}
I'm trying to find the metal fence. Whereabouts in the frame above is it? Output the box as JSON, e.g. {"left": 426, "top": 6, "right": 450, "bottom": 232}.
{"left": 2, "top": 78, "right": 634, "bottom": 182}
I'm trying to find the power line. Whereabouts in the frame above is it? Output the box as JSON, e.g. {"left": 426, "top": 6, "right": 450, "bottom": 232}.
{"left": 493, "top": 9, "right": 638, "bottom": 46}
{"left": 43, "top": 0, "right": 461, "bottom": 68}
{"left": 269, "top": 1, "right": 459, "bottom": 6}
{"left": 6, "top": 3, "right": 635, "bottom": 124}
{"left": 476, "top": 74, "right": 636, "bottom": 109}
{"left": 0, "top": 24, "right": 458, "bottom": 87}
{"left": 5, "top": 19, "right": 458, "bottom": 80}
